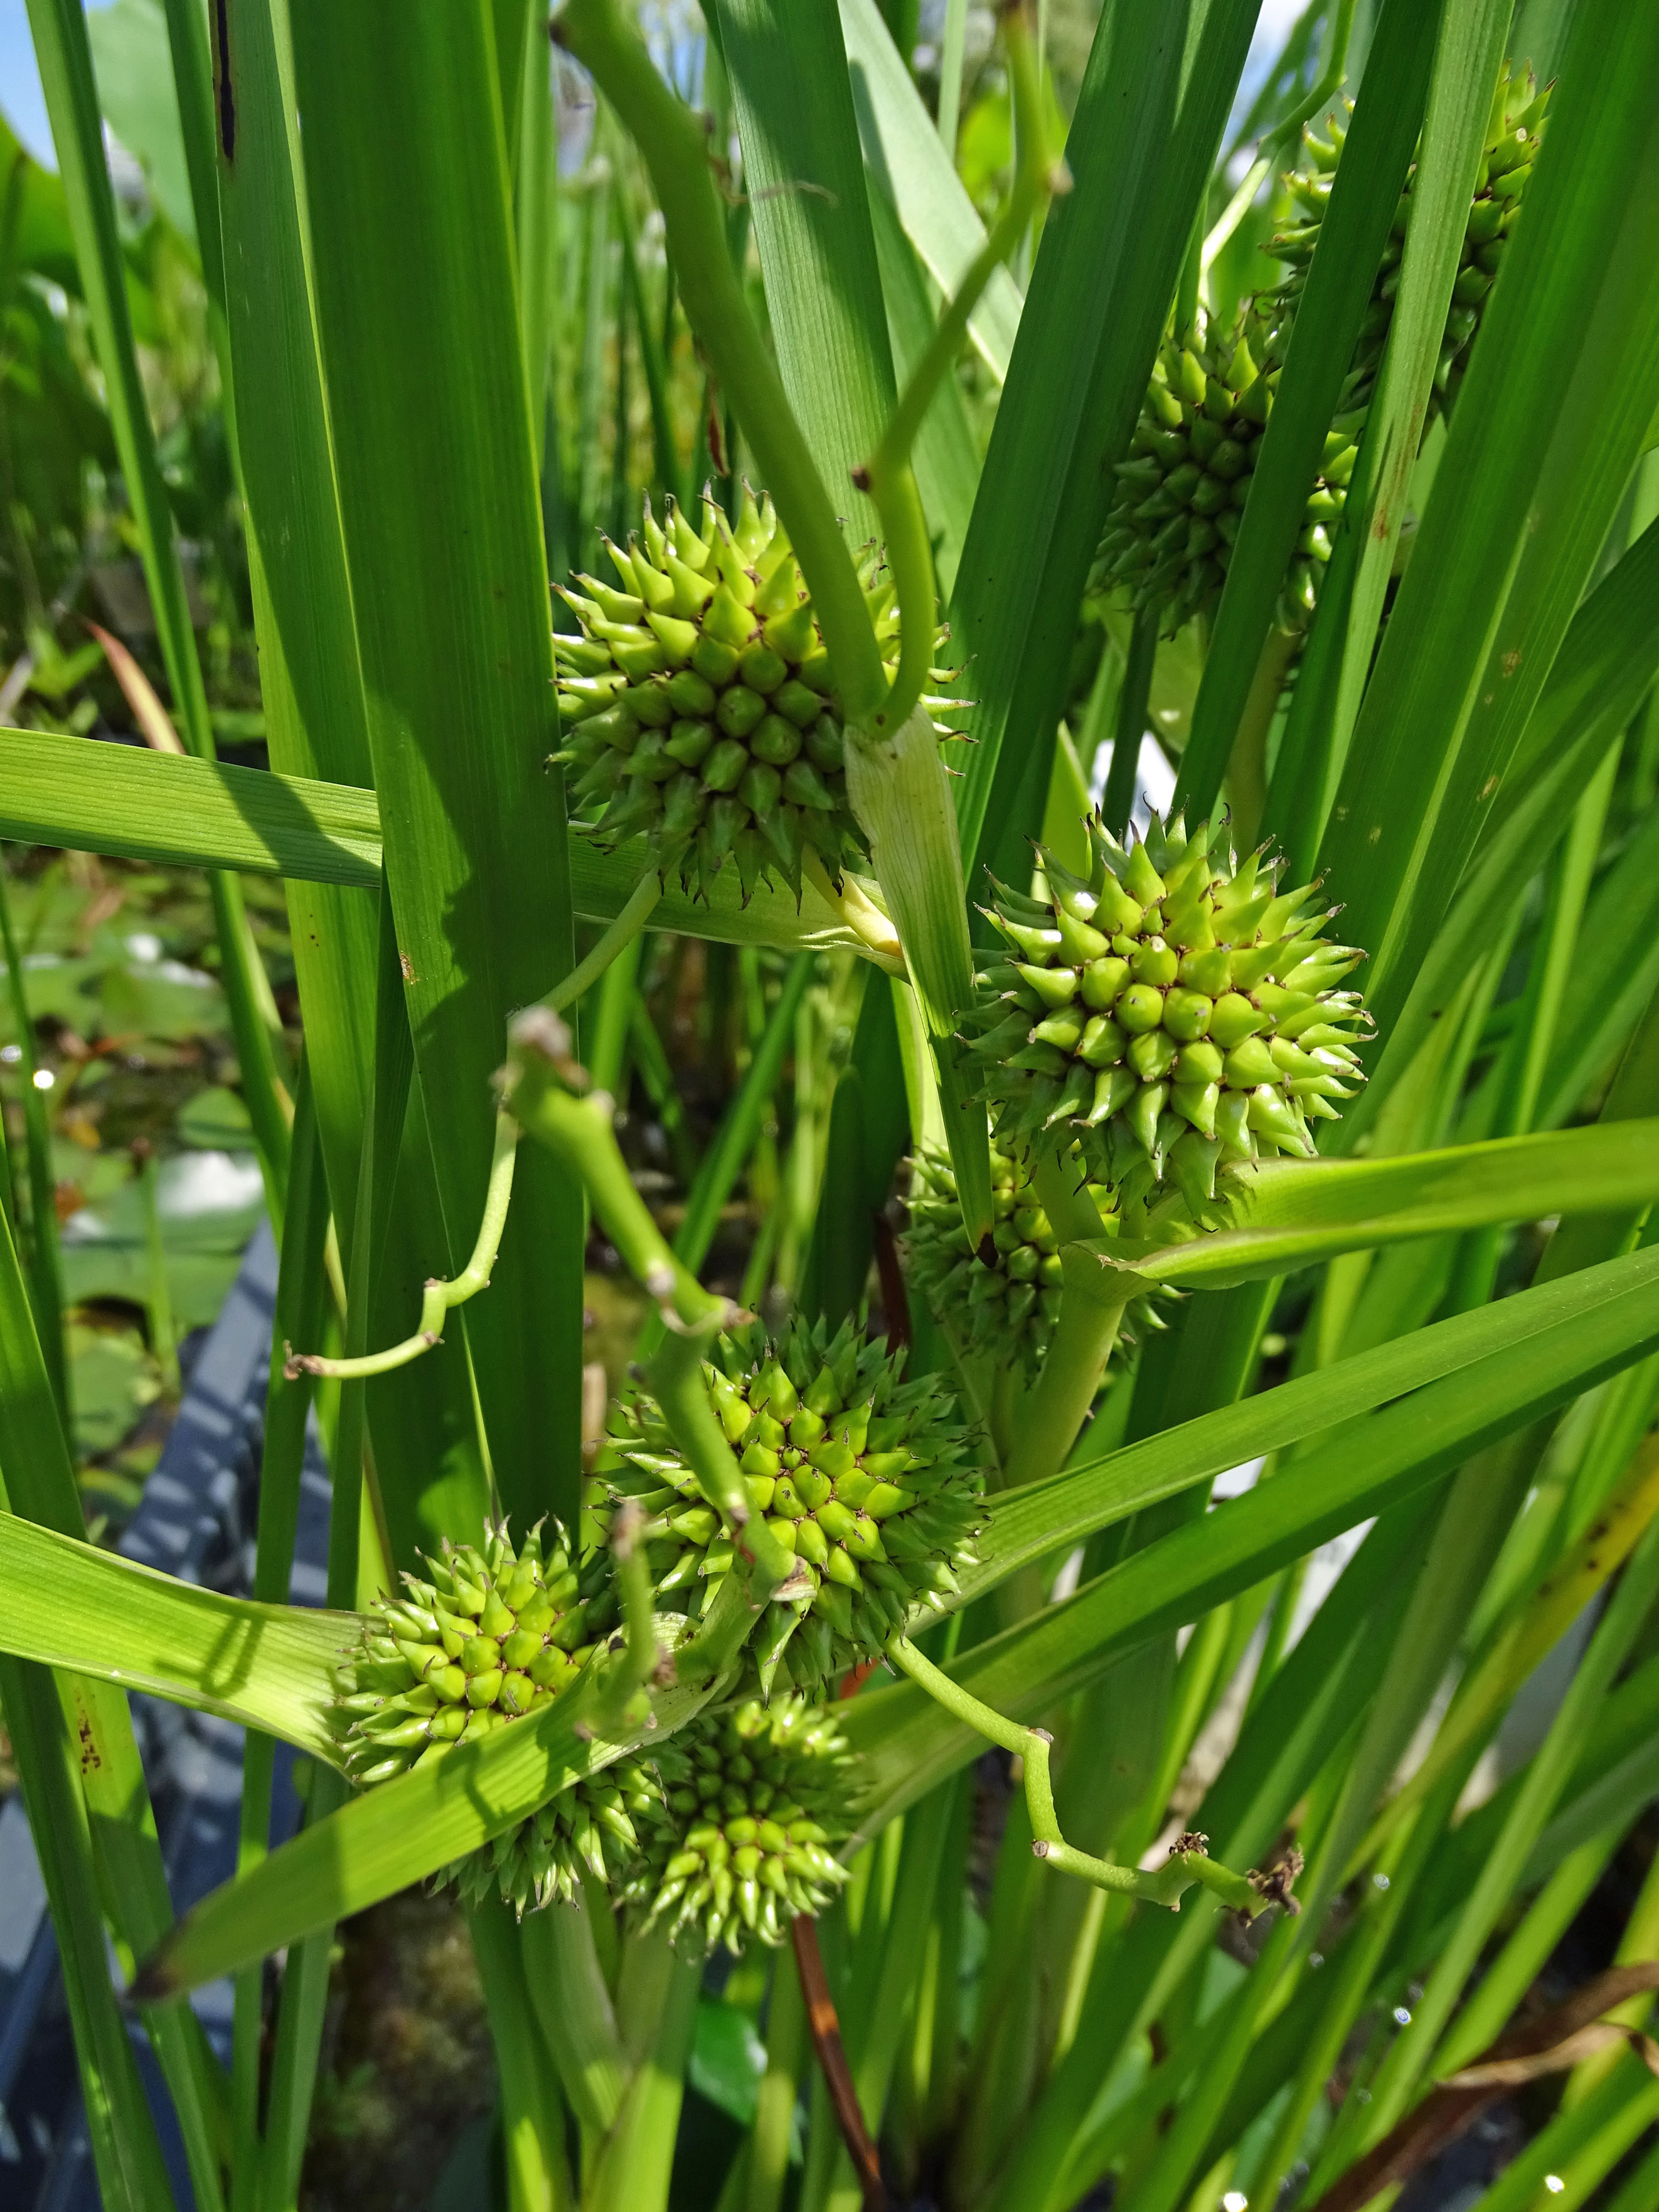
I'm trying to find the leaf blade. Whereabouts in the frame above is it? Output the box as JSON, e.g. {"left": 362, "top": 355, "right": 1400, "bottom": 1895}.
{"left": 0, "top": 1514, "right": 351, "bottom": 1761}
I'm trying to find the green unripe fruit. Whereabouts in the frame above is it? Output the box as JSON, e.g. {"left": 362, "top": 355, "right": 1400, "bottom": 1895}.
{"left": 592, "top": 1317, "right": 981, "bottom": 1696}
{"left": 444, "top": 1751, "right": 662, "bottom": 1918}
{"left": 1093, "top": 304, "right": 1354, "bottom": 637}
{"left": 963, "top": 811, "right": 1368, "bottom": 1212}
{"left": 554, "top": 486, "right": 886, "bottom": 901}
{"left": 625, "top": 1700, "right": 853, "bottom": 1954}
{"left": 336, "top": 1520, "right": 612, "bottom": 1783}
{"left": 905, "top": 1140, "right": 1167, "bottom": 1381}
{"left": 1093, "top": 67, "right": 1541, "bottom": 641}
{"left": 1270, "top": 61, "right": 1547, "bottom": 420}
{"left": 333, "top": 1519, "right": 645, "bottom": 1915}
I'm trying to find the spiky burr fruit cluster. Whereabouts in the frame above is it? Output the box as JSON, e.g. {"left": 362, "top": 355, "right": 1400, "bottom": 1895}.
{"left": 333, "top": 1520, "right": 615, "bottom": 1784}
{"left": 962, "top": 811, "right": 1367, "bottom": 1213}
{"left": 1092, "top": 309, "right": 1357, "bottom": 634}
{"left": 333, "top": 1521, "right": 656, "bottom": 1917}
{"left": 905, "top": 1140, "right": 1167, "bottom": 1378}
{"left": 553, "top": 488, "right": 892, "bottom": 902}
{"left": 623, "top": 1699, "right": 852, "bottom": 1953}
{"left": 444, "top": 1755, "right": 661, "bottom": 1918}
{"left": 592, "top": 1317, "right": 981, "bottom": 1694}
{"left": 1270, "top": 64, "right": 1547, "bottom": 419}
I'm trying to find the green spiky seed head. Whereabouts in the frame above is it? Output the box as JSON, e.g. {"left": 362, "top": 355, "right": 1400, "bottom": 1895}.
{"left": 333, "top": 1519, "right": 615, "bottom": 1785}
{"left": 592, "top": 1317, "right": 981, "bottom": 1695}
{"left": 444, "top": 1755, "right": 661, "bottom": 1918}
{"left": 961, "top": 810, "right": 1367, "bottom": 1212}
{"left": 1270, "top": 63, "right": 1547, "bottom": 419}
{"left": 623, "top": 1698, "right": 852, "bottom": 1953}
{"left": 553, "top": 486, "right": 892, "bottom": 902}
{"left": 333, "top": 1520, "right": 649, "bottom": 1916}
{"left": 905, "top": 1140, "right": 1169, "bottom": 1379}
{"left": 1092, "top": 306, "right": 1355, "bottom": 635}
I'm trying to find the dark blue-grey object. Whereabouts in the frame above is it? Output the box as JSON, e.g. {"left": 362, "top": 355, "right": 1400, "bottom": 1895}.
{"left": 0, "top": 1224, "right": 333, "bottom": 2210}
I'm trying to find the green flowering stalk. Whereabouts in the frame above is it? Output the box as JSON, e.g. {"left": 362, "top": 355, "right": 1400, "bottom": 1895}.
{"left": 622, "top": 1697, "right": 853, "bottom": 1953}
{"left": 962, "top": 809, "right": 1367, "bottom": 1219}
{"left": 592, "top": 1315, "right": 981, "bottom": 1695}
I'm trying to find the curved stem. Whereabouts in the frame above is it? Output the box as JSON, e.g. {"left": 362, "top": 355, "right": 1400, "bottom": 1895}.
{"left": 545, "top": 872, "right": 661, "bottom": 1015}
{"left": 1201, "top": 0, "right": 1358, "bottom": 272}
{"left": 883, "top": 1634, "right": 1269, "bottom": 1916}
{"left": 284, "top": 1111, "right": 520, "bottom": 1381}
{"left": 505, "top": 1010, "right": 797, "bottom": 1597}
{"left": 646, "top": 1313, "right": 797, "bottom": 1591}
{"left": 589, "top": 1499, "right": 671, "bottom": 1736}
{"left": 555, "top": 0, "right": 887, "bottom": 719}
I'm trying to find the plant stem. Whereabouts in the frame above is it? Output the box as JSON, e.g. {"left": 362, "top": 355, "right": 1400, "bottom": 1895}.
{"left": 283, "top": 1109, "right": 521, "bottom": 1381}
{"left": 792, "top": 1915, "right": 888, "bottom": 2212}
{"left": 468, "top": 1898, "right": 568, "bottom": 2212}
{"left": 555, "top": 0, "right": 887, "bottom": 720}
{"left": 509, "top": 1015, "right": 720, "bottom": 1324}
{"left": 508, "top": 1010, "right": 797, "bottom": 1597}
{"left": 841, "top": 700, "right": 991, "bottom": 1247}
{"left": 134, "top": 1145, "right": 180, "bottom": 1396}
{"left": 1226, "top": 626, "right": 1298, "bottom": 853}
{"left": 588, "top": 1499, "right": 669, "bottom": 1736}
{"left": 519, "top": 1903, "right": 628, "bottom": 2138}
{"left": 645, "top": 1315, "right": 796, "bottom": 1594}
{"left": 584, "top": 1931, "right": 703, "bottom": 2212}
{"left": 636, "top": 951, "right": 816, "bottom": 1361}
{"left": 0, "top": 860, "right": 68, "bottom": 1422}
{"left": 998, "top": 1149, "right": 1136, "bottom": 1487}
{"left": 545, "top": 874, "right": 663, "bottom": 1017}
{"left": 884, "top": 1635, "right": 1266, "bottom": 1916}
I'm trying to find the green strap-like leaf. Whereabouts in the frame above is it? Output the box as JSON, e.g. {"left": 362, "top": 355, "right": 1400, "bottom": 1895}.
{"left": 1106, "top": 1121, "right": 1659, "bottom": 1289}
{"left": 1175, "top": 0, "right": 1442, "bottom": 820}
{"left": 848, "top": 1240, "right": 1659, "bottom": 1828}
{"left": 0, "top": 1513, "right": 351, "bottom": 1761}
{"left": 134, "top": 1666, "right": 715, "bottom": 2004}
{"left": 0, "top": 725, "right": 889, "bottom": 966}
{"left": 951, "top": 0, "right": 1261, "bottom": 890}
{"left": 1321, "top": 3, "right": 1659, "bottom": 1034}
{"left": 714, "top": 0, "right": 895, "bottom": 537}
{"left": 974, "top": 1242, "right": 1659, "bottom": 1596}
{"left": 0, "top": 1655, "right": 178, "bottom": 2210}
{"left": 1343, "top": 513, "right": 1659, "bottom": 1151}
{"left": 837, "top": 0, "right": 1021, "bottom": 383}
{"left": 0, "top": 724, "right": 382, "bottom": 885}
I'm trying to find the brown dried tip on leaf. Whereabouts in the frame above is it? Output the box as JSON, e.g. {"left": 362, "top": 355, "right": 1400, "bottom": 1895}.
{"left": 1246, "top": 1845, "right": 1305, "bottom": 1916}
